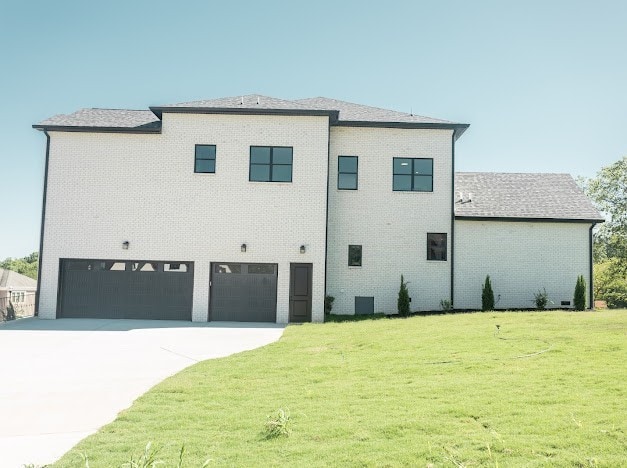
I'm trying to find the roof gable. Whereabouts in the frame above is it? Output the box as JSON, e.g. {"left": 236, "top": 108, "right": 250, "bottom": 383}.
{"left": 0, "top": 268, "right": 38, "bottom": 289}
{"left": 454, "top": 172, "right": 604, "bottom": 222}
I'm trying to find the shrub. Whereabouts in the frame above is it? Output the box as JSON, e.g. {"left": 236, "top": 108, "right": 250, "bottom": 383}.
{"left": 397, "top": 275, "right": 411, "bottom": 316}
{"left": 440, "top": 299, "right": 452, "bottom": 311}
{"left": 482, "top": 275, "right": 495, "bottom": 311}
{"left": 264, "top": 408, "right": 291, "bottom": 438}
{"left": 533, "top": 288, "right": 550, "bottom": 310}
{"left": 574, "top": 275, "right": 586, "bottom": 311}
{"left": 594, "top": 260, "right": 627, "bottom": 308}
{"left": 324, "top": 295, "right": 335, "bottom": 315}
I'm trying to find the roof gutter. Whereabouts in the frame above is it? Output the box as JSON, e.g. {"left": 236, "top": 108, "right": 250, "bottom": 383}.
{"left": 333, "top": 121, "right": 469, "bottom": 138}
{"left": 450, "top": 129, "right": 456, "bottom": 308}
{"left": 32, "top": 125, "right": 161, "bottom": 134}
{"left": 35, "top": 130, "right": 51, "bottom": 316}
{"left": 149, "top": 106, "right": 339, "bottom": 121}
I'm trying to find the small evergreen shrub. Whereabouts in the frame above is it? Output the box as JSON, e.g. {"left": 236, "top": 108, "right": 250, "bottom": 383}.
{"left": 574, "top": 275, "right": 586, "bottom": 311}
{"left": 533, "top": 288, "right": 549, "bottom": 310}
{"left": 324, "top": 295, "right": 335, "bottom": 315}
{"left": 482, "top": 275, "right": 495, "bottom": 311}
{"left": 440, "top": 299, "right": 452, "bottom": 311}
{"left": 397, "top": 275, "right": 411, "bottom": 317}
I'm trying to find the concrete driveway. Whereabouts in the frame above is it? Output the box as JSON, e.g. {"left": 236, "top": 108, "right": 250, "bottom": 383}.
{"left": 0, "top": 318, "right": 285, "bottom": 468}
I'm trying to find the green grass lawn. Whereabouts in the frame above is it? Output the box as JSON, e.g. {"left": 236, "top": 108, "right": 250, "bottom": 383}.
{"left": 56, "top": 311, "right": 626, "bottom": 467}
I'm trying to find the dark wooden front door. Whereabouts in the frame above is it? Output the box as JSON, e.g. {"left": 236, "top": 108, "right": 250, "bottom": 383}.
{"left": 289, "top": 263, "right": 312, "bottom": 322}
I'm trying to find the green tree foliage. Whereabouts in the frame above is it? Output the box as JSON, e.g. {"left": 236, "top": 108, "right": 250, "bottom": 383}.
{"left": 574, "top": 275, "right": 586, "bottom": 311}
{"left": 594, "top": 261, "right": 627, "bottom": 308}
{"left": 584, "top": 156, "right": 627, "bottom": 273}
{"left": 397, "top": 275, "right": 410, "bottom": 317}
{"left": 482, "top": 275, "right": 495, "bottom": 311}
{"left": 0, "top": 252, "right": 38, "bottom": 280}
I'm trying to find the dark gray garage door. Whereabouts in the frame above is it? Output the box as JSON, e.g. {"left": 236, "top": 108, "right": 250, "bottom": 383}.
{"left": 59, "top": 259, "right": 194, "bottom": 320}
{"left": 209, "top": 263, "right": 277, "bottom": 322}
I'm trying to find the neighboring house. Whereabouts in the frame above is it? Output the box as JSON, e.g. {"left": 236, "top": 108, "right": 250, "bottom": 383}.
{"left": 32, "top": 95, "right": 603, "bottom": 323}
{"left": 0, "top": 268, "right": 37, "bottom": 317}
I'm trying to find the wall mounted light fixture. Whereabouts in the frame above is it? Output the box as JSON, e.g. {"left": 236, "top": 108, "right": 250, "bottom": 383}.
{"left": 300, "top": 245, "right": 306, "bottom": 254}
{"left": 122, "top": 241, "right": 129, "bottom": 250}
{"left": 241, "top": 243, "right": 247, "bottom": 253}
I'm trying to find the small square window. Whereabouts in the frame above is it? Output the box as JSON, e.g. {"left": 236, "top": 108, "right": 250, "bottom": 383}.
{"left": 427, "top": 233, "right": 447, "bottom": 261}
{"left": 348, "top": 245, "right": 362, "bottom": 266}
{"left": 195, "top": 145, "right": 216, "bottom": 173}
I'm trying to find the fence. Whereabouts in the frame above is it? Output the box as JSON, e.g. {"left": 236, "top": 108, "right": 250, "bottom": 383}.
{"left": 0, "top": 291, "right": 37, "bottom": 321}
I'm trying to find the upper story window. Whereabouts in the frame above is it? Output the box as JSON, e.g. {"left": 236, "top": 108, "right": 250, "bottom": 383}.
{"left": 348, "top": 245, "right": 362, "bottom": 266}
{"left": 249, "top": 146, "right": 293, "bottom": 182}
{"left": 393, "top": 158, "right": 433, "bottom": 192}
{"left": 195, "top": 145, "right": 216, "bottom": 173}
{"left": 338, "top": 156, "right": 358, "bottom": 190}
{"left": 427, "top": 233, "right": 447, "bottom": 261}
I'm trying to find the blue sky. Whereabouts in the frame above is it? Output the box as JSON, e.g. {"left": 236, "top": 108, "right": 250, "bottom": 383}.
{"left": 1, "top": 1, "right": 625, "bottom": 259}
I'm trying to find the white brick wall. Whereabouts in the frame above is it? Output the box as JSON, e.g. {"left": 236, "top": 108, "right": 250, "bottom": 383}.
{"left": 454, "top": 220, "right": 592, "bottom": 309}
{"left": 39, "top": 113, "right": 330, "bottom": 323}
{"left": 326, "top": 127, "right": 454, "bottom": 315}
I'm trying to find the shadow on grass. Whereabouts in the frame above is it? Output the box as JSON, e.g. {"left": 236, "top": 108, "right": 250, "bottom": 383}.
{"left": 324, "top": 313, "right": 388, "bottom": 323}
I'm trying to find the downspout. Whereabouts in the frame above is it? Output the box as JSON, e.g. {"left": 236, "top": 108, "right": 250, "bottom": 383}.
{"left": 589, "top": 223, "right": 594, "bottom": 309}
{"left": 35, "top": 130, "right": 51, "bottom": 316}
{"left": 450, "top": 129, "right": 456, "bottom": 308}
{"left": 323, "top": 119, "right": 331, "bottom": 321}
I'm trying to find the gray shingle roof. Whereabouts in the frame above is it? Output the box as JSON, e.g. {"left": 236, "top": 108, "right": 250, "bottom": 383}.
{"left": 35, "top": 95, "right": 466, "bottom": 130}
{"left": 159, "top": 94, "right": 318, "bottom": 111}
{"left": 295, "top": 97, "right": 455, "bottom": 124}
{"left": 0, "top": 268, "right": 37, "bottom": 289}
{"left": 455, "top": 172, "right": 604, "bottom": 222}
{"left": 35, "top": 109, "right": 161, "bottom": 130}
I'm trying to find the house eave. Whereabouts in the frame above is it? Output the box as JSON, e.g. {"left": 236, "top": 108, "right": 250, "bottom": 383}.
{"left": 333, "top": 121, "right": 469, "bottom": 138}
{"left": 32, "top": 125, "right": 162, "bottom": 134}
{"left": 149, "top": 106, "right": 339, "bottom": 120}
{"left": 454, "top": 215, "right": 604, "bottom": 224}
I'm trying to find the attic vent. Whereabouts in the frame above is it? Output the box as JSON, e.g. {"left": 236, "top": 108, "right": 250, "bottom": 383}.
{"left": 257, "top": 96, "right": 260, "bottom": 105}
{"left": 239, "top": 96, "right": 244, "bottom": 105}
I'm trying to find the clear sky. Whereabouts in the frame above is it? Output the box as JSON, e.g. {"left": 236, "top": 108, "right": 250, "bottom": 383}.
{"left": 1, "top": 0, "right": 625, "bottom": 259}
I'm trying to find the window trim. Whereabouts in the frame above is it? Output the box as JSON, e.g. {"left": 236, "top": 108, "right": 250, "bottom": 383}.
{"left": 249, "top": 146, "right": 293, "bottom": 183}
{"left": 392, "top": 157, "right": 434, "bottom": 192}
{"left": 194, "top": 144, "right": 216, "bottom": 174}
{"left": 338, "top": 155, "right": 358, "bottom": 190}
{"left": 427, "top": 232, "right": 447, "bottom": 261}
{"left": 348, "top": 244, "right": 362, "bottom": 267}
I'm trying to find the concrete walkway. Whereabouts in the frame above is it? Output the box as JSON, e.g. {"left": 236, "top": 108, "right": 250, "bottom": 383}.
{"left": 0, "top": 318, "right": 285, "bottom": 467}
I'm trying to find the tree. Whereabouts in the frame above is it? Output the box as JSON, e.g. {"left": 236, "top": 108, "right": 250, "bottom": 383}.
{"left": 482, "top": 275, "right": 494, "bottom": 311}
{"left": 574, "top": 275, "right": 586, "bottom": 311}
{"left": 584, "top": 156, "right": 627, "bottom": 273}
{"left": 397, "top": 275, "right": 410, "bottom": 317}
{"left": 0, "top": 252, "right": 39, "bottom": 280}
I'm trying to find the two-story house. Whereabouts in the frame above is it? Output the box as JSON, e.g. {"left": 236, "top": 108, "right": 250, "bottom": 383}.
{"left": 33, "top": 95, "right": 603, "bottom": 323}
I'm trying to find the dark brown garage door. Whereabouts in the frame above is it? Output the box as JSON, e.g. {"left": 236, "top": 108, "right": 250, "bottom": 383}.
{"left": 58, "top": 259, "right": 194, "bottom": 320}
{"left": 209, "top": 263, "right": 277, "bottom": 322}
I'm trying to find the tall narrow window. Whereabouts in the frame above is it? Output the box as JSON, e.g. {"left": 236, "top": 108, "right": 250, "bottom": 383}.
{"left": 348, "top": 245, "right": 362, "bottom": 266}
{"left": 427, "top": 233, "right": 447, "bottom": 261}
{"left": 195, "top": 145, "right": 216, "bottom": 173}
{"left": 338, "top": 156, "right": 358, "bottom": 190}
{"left": 250, "top": 146, "right": 293, "bottom": 182}
{"left": 393, "top": 158, "right": 433, "bottom": 192}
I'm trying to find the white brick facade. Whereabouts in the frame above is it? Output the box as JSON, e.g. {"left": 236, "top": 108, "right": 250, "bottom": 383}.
{"left": 39, "top": 114, "right": 330, "bottom": 322}
{"left": 454, "top": 220, "right": 591, "bottom": 310}
{"left": 37, "top": 99, "right": 597, "bottom": 321}
{"left": 326, "top": 127, "right": 453, "bottom": 314}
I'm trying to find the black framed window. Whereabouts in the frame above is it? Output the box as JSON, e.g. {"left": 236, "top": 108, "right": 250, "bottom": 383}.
{"left": 393, "top": 158, "right": 433, "bottom": 192}
{"left": 249, "top": 146, "right": 293, "bottom": 182}
{"left": 338, "top": 156, "right": 358, "bottom": 190}
{"left": 195, "top": 145, "right": 216, "bottom": 173}
{"left": 427, "top": 233, "right": 447, "bottom": 261}
{"left": 348, "top": 245, "right": 362, "bottom": 266}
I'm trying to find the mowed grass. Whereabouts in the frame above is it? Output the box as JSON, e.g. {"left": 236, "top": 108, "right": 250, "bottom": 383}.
{"left": 56, "top": 311, "right": 626, "bottom": 467}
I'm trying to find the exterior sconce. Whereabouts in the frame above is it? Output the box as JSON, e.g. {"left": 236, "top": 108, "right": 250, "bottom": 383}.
{"left": 241, "top": 243, "right": 247, "bottom": 253}
{"left": 300, "top": 245, "right": 306, "bottom": 254}
{"left": 122, "top": 241, "right": 129, "bottom": 250}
